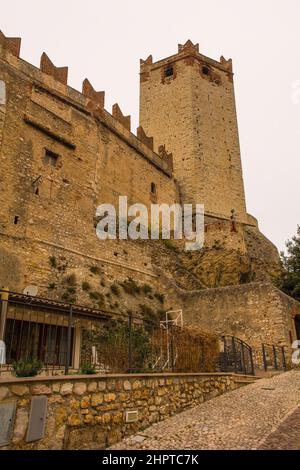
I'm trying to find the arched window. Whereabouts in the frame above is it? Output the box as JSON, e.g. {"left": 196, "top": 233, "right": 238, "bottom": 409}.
{"left": 202, "top": 65, "right": 211, "bottom": 76}
{"left": 0, "top": 80, "right": 6, "bottom": 105}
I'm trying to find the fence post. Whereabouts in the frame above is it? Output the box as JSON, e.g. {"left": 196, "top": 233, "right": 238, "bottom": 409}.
{"left": 65, "top": 305, "right": 73, "bottom": 375}
{"left": 282, "top": 346, "right": 287, "bottom": 371}
{"left": 232, "top": 336, "right": 237, "bottom": 374}
{"left": 170, "top": 326, "right": 175, "bottom": 372}
{"left": 273, "top": 345, "right": 278, "bottom": 370}
{"left": 223, "top": 337, "right": 228, "bottom": 372}
{"left": 262, "top": 344, "right": 267, "bottom": 372}
{"left": 128, "top": 313, "right": 133, "bottom": 373}
{"left": 0, "top": 288, "right": 9, "bottom": 342}
{"left": 249, "top": 348, "right": 255, "bottom": 376}
{"left": 241, "top": 342, "right": 246, "bottom": 375}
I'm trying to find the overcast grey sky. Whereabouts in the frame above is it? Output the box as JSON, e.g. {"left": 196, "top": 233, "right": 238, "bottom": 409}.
{"left": 2, "top": 0, "right": 300, "bottom": 251}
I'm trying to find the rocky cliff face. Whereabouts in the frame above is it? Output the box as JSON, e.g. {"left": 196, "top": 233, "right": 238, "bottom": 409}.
{"left": 150, "top": 222, "right": 282, "bottom": 291}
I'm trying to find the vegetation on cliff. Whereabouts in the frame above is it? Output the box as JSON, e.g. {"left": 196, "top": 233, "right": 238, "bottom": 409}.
{"left": 278, "top": 225, "right": 300, "bottom": 302}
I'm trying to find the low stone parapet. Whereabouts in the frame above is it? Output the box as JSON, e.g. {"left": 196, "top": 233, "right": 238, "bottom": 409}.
{"left": 0, "top": 372, "right": 243, "bottom": 449}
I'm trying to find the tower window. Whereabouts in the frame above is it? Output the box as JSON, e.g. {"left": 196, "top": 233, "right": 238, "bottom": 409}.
{"left": 44, "top": 149, "right": 59, "bottom": 167}
{"left": 14, "top": 215, "right": 19, "bottom": 225}
{"left": 202, "top": 65, "right": 211, "bottom": 76}
{"left": 165, "top": 66, "right": 174, "bottom": 77}
{"left": 151, "top": 182, "right": 156, "bottom": 194}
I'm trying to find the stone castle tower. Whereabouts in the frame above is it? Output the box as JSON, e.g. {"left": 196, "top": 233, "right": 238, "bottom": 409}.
{"left": 140, "top": 40, "right": 248, "bottom": 224}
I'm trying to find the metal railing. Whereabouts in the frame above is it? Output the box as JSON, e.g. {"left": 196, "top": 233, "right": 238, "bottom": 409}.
{"left": 0, "top": 289, "right": 218, "bottom": 376}
{"left": 262, "top": 343, "right": 287, "bottom": 372}
{"left": 217, "top": 336, "right": 255, "bottom": 376}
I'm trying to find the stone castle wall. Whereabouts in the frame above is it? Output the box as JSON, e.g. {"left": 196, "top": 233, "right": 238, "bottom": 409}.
{"left": 0, "top": 372, "right": 241, "bottom": 450}
{"left": 176, "top": 282, "right": 300, "bottom": 366}
{"left": 0, "top": 34, "right": 178, "bottom": 294}
{"left": 0, "top": 32, "right": 297, "bottom": 358}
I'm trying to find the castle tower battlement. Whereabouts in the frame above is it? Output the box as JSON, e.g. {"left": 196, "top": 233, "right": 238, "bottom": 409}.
{"left": 0, "top": 30, "right": 173, "bottom": 177}
{"left": 139, "top": 40, "right": 248, "bottom": 223}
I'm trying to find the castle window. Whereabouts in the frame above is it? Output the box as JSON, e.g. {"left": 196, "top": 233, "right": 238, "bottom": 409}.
{"left": 165, "top": 66, "right": 174, "bottom": 78}
{"left": 44, "top": 149, "right": 59, "bottom": 167}
{"left": 202, "top": 65, "right": 211, "bottom": 76}
{"left": 151, "top": 182, "right": 156, "bottom": 194}
{"left": 14, "top": 215, "right": 19, "bottom": 225}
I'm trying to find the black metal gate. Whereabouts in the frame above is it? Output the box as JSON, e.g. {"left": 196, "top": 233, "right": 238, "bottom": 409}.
{"left": 218, "top": 336, "right": 254, "bottom": 376}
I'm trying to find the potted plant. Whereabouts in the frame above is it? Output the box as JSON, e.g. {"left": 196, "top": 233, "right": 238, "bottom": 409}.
{"left": 12, "top": 358, "right": 43, "bottom": 377}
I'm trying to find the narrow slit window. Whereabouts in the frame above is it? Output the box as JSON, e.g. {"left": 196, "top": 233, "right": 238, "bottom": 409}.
{"left": 44, "top": 149, "right": 59, "bottom": 167}
{"left": 151, "top": 182, "right": 156, "bottom": 194}
{"left": 14, "top": 216, "right": 19, "bottom": 225}
{"left": 165, "top": 66, "right": 173, "bottom": 77}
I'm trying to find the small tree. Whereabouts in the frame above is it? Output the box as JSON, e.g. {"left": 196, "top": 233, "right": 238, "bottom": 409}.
{"left": 279, "top": 225, "right": 300, "bottom": 301}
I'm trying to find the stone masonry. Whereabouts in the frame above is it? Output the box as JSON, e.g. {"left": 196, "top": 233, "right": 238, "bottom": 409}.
{"left": 0, "top": 31, "right": 299, "bottom": 364}
{"left": 0, "top": 372, "right": 241, "bottom": 450}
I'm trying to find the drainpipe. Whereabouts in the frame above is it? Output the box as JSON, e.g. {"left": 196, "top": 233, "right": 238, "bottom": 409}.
{"left": 0, "top": 287, "right": 9, "bottom": 341}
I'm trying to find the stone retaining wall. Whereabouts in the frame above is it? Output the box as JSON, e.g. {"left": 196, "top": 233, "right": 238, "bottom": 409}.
{"left": 0, "top": 372, "right": 241, "bottom": 449}
{"left": 181, "top": 282, "right": 300, "bottom": 368}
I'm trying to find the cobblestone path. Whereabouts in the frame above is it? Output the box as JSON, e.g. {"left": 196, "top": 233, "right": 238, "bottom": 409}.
{"left": 111, "top": 371, "right": 300, "bottom": 450}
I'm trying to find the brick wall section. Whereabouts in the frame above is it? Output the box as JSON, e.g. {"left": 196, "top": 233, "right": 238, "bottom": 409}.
{"left": 0, "top": 373, "right": 241, "bottom": 450}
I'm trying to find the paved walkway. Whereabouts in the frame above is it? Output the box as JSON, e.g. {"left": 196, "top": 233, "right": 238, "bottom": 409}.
{"left": 111, "top": 371, "right": 300, "bottom": 450}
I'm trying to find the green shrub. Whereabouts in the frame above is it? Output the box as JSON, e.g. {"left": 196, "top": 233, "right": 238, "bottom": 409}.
{"left": 90, "top": 266, "right": 101, "bottom": 275}
{"left": 89, "top": 291, "right": 105, "bottom": 307}
{"left": 12, "top": 358, "right": 43, "bottom": 377}
{"left": 154, "top": 292, "right": 165, "bottom": 304}
{"left": 49, "top": 256, "right": 57, "bottom": 268}
{"left": 61, "top": 291, "right": 76, "bottom": 304}
{"left": 63, "top": 273, "right": 77, "bottom": 286}
{"left": 80, "top": 363, "right": 96, "bottom": 375}
{"left": 89, "top": 291, "right": 102, "bottom": 300}
{"left": 139, "top": 304, "right": 157, "bottom": 323}
{"left": 141, "top": 284, "right": 153, "bottom": 295}
{"left": 67, "top": 286, "right": 76, "bottom": 294}
{"left": 120, "top": 277, "right": 141, "bottom": 295}
{"left": 94, "top": 320, "right": 151, "bottom": 372}
{"left": 110, "top": 283, "right": 120, "bottom": 296}
{"left": 162, "top": 239, "right": 179, "bottom": 253}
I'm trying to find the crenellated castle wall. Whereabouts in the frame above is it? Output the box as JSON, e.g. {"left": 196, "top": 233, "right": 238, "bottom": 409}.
{"left": 0, "top": 31, "right": 178, "bottom": 294}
